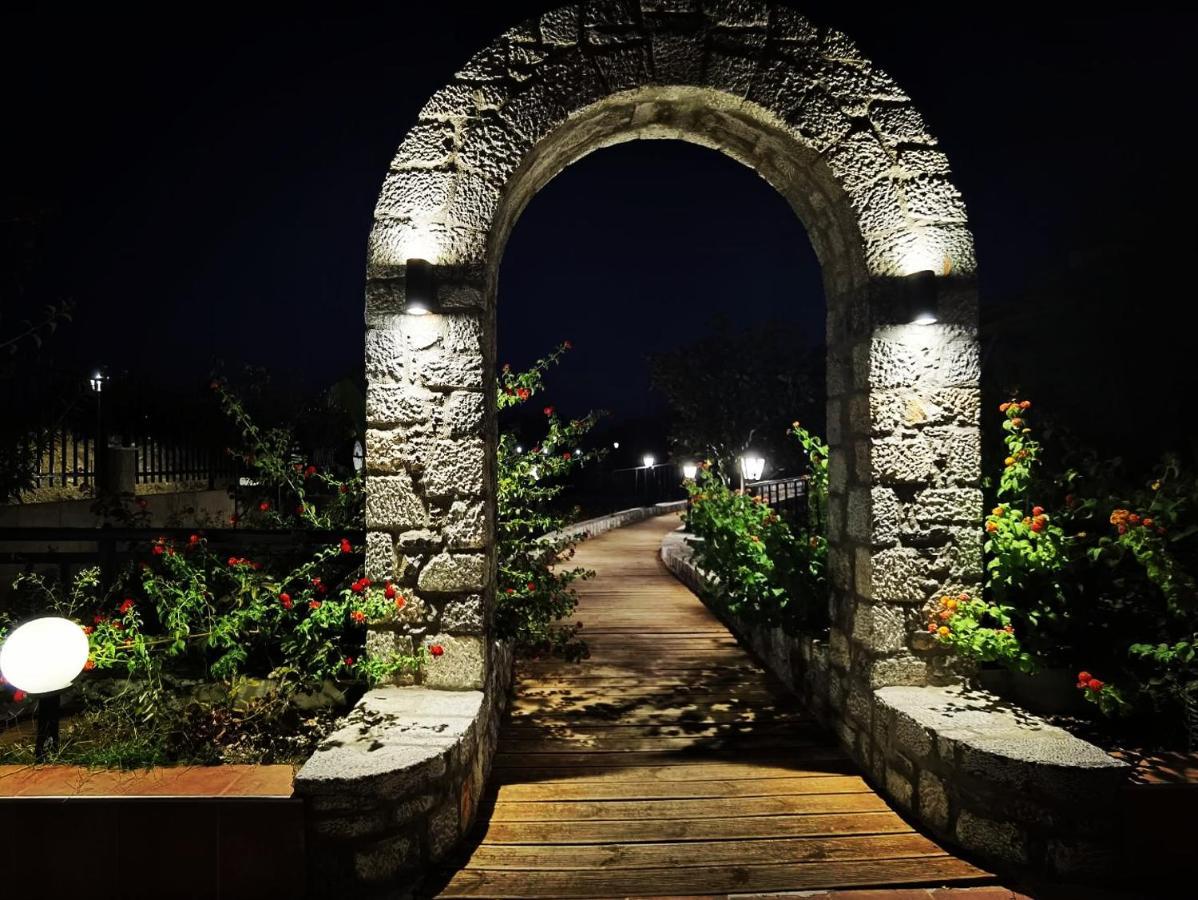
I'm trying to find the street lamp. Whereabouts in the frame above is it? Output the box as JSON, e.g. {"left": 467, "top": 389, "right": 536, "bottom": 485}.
{"left": 0, "top": 617, "right": 90, "bottom": 760}
{"left": 740, "top": 455, "right": 766, "bottom": 483}
{"left": 643, "top": 454, "right": 655, "bottom": 468}
{"left": 682, "top": 462, "right": 698, "bottom": 480}
{"left": 89, "top": 371, "right": 106, "bottom": 393}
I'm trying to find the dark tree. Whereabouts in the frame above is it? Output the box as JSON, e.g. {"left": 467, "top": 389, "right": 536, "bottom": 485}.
{"left": 648, "top": 317, "right": 823, "bottom": 484}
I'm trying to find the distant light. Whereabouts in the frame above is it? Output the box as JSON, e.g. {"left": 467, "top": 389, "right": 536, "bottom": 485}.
{"left": 740, "top": 455, "right": 766, "bottom": 482}
{"left": 912, "top": 312, "right": 939, "bottom": 326}
{"left": 89, "top": 371, "right": 106, "bottom": 393}
{"left": 612, "top": 442, "right": 620, "bottom": 450}
{"left": 643, "top": 455, "right": 656, "bottom": 468}
{"left": 352, "top": 440, "right": 365, "bottom": 473}
{"left": 682, "top": 463, "right": 698, "bottom": 480}
{"left": 515, "top": 445, "right": 523, "bottom": 453}
{"left": 575, "top": 449, "right": 582, "bottom": 457}
{"left": 0, "top": 617, "right": 90, "bottom": 694}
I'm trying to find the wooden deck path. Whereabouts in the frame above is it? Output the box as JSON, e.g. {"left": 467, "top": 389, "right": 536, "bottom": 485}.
{"left": 431, "top": 513, "right": 990, "bottom": 898}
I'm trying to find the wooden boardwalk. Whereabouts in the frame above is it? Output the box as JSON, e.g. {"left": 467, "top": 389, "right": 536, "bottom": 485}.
{"left": 431, "top": 513, "right": 990, "bottom": 898}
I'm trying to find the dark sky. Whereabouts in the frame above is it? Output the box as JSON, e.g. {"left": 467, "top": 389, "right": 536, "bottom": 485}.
{"left": 4, "top": 4, "right": 1196, "bottom": 440}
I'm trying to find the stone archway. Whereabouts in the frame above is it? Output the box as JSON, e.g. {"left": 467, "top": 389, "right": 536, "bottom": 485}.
{"left": 364, "top": 0, "right": 980, "bottom": 732}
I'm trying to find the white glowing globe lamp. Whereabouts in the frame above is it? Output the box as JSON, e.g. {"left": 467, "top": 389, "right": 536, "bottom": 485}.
{"left": 682, "top": 463, "right": 698, "bottom": 480}
{"left": 643, "top": 455, "right": 656, "bottom": 468}
{"left": 740, "top": 455, "right": 766, "bottom": 482}
{"left": 0, "top": 617, "right": 90, "bottom": 694}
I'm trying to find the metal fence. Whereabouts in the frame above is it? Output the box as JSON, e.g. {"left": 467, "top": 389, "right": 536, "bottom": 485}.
{"left": 746, "top": 475, "right": 809, "bottom": 523}
{"left": 33, "top": 428, "right": 238, "bottom": 491}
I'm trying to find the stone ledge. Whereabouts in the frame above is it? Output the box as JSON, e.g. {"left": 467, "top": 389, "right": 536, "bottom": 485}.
{"left": 543, "top": 501, "right": 686, "bottom": 546}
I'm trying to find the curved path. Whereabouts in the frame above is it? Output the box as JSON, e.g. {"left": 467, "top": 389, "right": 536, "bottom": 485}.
{"left": 432, "top": 514, "right": 990, "bottom": 898}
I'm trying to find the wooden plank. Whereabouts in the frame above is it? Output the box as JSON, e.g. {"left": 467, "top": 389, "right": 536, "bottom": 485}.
{"left": 481, "top": 792, "right": 891, "bottom": 822}
{"left": 473, "top": 811, "right": 914, "bottom": 846}
{"left": 494, "top": 774, "right": 871, "bottom": 802}
{"left": 437, "top": 855, "right": 989, "bottom": 897}
{"left": 461, "top": 833, "right": 948, "bottom": 871}
{"left": 491, "top": 760, "right": 860, "bottom": 785}
{"left": 435, "top": 514, "right": 991, "bottom": 897}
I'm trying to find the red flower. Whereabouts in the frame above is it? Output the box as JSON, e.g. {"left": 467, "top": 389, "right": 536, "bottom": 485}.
{"left": 13, "top": 691, "right": 27, "bottom": 703}
{"left": 516, "top": 387, "right": 530, "bottom": 401}
{"left": 305, "top": 465, "right": 317, "bottom": 477}
{"left": 1087, "top": 679, "right": 1104, "bottom": 691}
{"left": 1078, "top": 671, "right": 1092, "bottom": 682}
{"left": 505, "top": 588, "right": 514, "bottom": 595}
{"left": 394, "top": 595, "right": 406, "bottom": 610}
{"left": 83, "top": 659, "right": 96, "bottom": 671}
{"left": 279, "top": 592, "right": 293, "bottom": 609}
{"left": 351, "top": 578, "right": 370, "bottom": 594}
{"left": 1031, "top": 520, "right": 1044, "bottom": 533}
{"left": 339, "top": 484, "right": 348, "bottom": 494}
{"left": 1117, "top": 525, "right": 1127, "bottom": 535}
{"left": 1032, "top": 506, "right": 1044, "bottom": 517}
{"left": 309, "top": 599, "right": 322, "bottom": 610}
{"left": 259, "top": 501, "right": 270, "bottom": 512}
{"left": 340, "top": 538, "right": 353, "bottom": 554}
{"left": 527, "top": 582, "right": 536, "bottom": 591}
{"left": 351, "top": 610, "right": 366, "bottom": 624}
{"left": 93, "top": 614, "right": 105, "bottom": 625}
{"left": 562, "top": 452, "right": 571, "bottom": 460}
{"left": 152, "top": 545, "right": 164, "bottom": 556}
{"left": 188, "top": 533, "right": 201, "bottom": 545}
{"left": 429, "top": 644, "right": 444, "bottom": 657}
{"left": 543, "top": 406, "right": 554, "bottom": 416}
{"left": 83, "top": 625, "right": 94, "bottom": 636}
{"left": 1020, "top": 400, "right": 1031, "bottom": 410}
{"left": 384, "top": 582, "right": 397, "bottom": 600}
{"left": 563, "top": 340, "right": 573, "bottom": 349}
{"left": 118, "top": 599, "right": 135, "bottom": 615}
{"left": 344, "top": 657, "right": 354, "bottom": 667}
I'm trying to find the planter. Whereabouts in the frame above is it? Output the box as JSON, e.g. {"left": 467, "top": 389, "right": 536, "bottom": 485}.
{"left": 976, "top": 666, "right": 1088, "bottom": 716}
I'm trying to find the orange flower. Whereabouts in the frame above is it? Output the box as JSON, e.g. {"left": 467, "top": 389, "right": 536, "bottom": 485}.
{"left": 991, "top": 506, "right": 1004, "bottom": 516}
{"left": 350, "top": 610, "right": 366, "bottom": 624}
{"left": 937, "top": 626, "right": 950, "bottom": 637}
{"left": 1020, "top": 400, "right": 1031, "bottom": 409}
{"left": 986, "top": 521, "right": 998, "bottom": 533}
{"left": 1004, "top": 457, "right": 1015, "bottom": 467}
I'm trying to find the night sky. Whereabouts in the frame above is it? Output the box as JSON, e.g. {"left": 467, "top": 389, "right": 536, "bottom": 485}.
{"left": 4, "top": 5, "right": 1196, "bottom": 453}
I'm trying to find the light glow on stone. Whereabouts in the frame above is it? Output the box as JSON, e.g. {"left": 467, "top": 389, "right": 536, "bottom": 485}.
{"left": 0, "top": 617, "right": 90, "bottom": 694}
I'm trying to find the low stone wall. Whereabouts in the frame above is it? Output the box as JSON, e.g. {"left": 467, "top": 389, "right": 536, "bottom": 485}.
{"left": 295, "top": 641, "right": 512, "bottom": 899}
{"left": 542, "top": 500, "right": 687, "bottom": 546}
{"left": 660, "top": 527, "right": 1129, "bottom": 880}
{"left": 295, "top": 507, "right": 685, "bottom": 897}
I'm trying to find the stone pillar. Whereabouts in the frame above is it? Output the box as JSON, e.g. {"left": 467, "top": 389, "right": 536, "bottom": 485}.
{"left": 364, "top": 264, "right": 496, "bottom": 690}
{"left": 825, "top": 275, "right": 982, "bottom": 750}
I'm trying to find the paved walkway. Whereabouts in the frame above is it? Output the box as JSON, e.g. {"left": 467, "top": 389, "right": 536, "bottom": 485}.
{"left": 431, "top": 514, "right": 991, "bottom": 898}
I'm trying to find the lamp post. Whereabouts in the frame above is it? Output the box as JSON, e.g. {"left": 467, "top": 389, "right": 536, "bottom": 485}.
{"left": 90, "top": 368, "right": 107, "bottom": 493}
{"left": 682, "top": 462, "right": 698, "bottom": 481}
{"left": 739, "top": 454, "right": 766, "bottom": 489}
{"left": 0, "top": 617, "right": 90, "bottom": 761}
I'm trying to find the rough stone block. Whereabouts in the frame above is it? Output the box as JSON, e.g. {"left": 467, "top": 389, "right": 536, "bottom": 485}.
{"left": 366, "top": 531, "right": 397, "bottom": 582}
{"left": 868, "top": 547, "right": 927, "bottom": 604}
{"left": 354, "top": 833, "right": 419, "bottom": 883}
{"left": 918, "top": 769, "right": 950, "bottom": 831}
{"left": 884, "top": 766, "right": 913, "bottom": 809}
{"left": 955, "top": 809, "right": 1028, "bottom": 865}
{"left": 412, "top": 348, "right": 484, "bottom": 390}
{"left": 441, "top": 391, "right": 485, "bottom": 436}
{"left": 911, "top": 487, "right": 982, "bottom": 525}
{"left": 365, "top": 328, "right": 404, "bottom": 383}
{"left": 418, "top": 553, "right": 487, "bottom": 592}
{"left": 422, "top": 634, "right": 487, "bottom": 689}
{"left": 445, "top": 500, "right": 488, "bottom": 549}
{"left": 428, "top": 796, "right": 462, "bottom": 861}
{"left": 441, "top": 594, "right": 485, "bottom": 633}
{"left": 422, "top": 437, "right": 486, "bottom": 498}
{"left": 366, "top": 473, "right": 428, "bottom": 531}
{"left": 872, "top": 434, "right": 935, "bottom": 484}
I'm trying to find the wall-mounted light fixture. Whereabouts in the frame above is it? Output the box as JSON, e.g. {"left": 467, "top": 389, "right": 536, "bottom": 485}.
{"left": 643, "top": 454, "right": 656, "bottom": 469}
{"left": 404, "top": 258, "right": 436, "bottom": 316}
{"left": 682, "top": 463, "right": 698, "bottom": 480}
{"left": 904, "top": 269, "right": 939, "bottom": 325}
